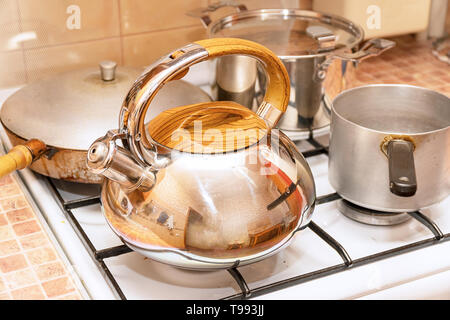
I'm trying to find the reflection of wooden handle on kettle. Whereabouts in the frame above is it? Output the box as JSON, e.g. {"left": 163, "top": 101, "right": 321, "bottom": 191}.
{"left": 195, "top": 38, "right": 290, "bottom": 127}
{"left": 0, "top": 139, "right": 46, "bottom": 179}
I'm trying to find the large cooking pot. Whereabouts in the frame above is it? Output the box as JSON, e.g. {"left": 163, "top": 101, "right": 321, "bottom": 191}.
{"left": 329, "top": 84, "right": 450, "bottom": 212}
{"left": 86, "top": 38, "right": 316, "bottom": 270}
{"left": 188, "top": 2, "right": 395, "bottom": 138}
{"left": 0, "top": 62, "right": 211, "bottom": 183}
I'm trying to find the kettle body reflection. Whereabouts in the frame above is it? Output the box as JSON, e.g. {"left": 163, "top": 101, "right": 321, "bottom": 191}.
{"left": 87, "top": 38, "right": 316, "bottom": 270}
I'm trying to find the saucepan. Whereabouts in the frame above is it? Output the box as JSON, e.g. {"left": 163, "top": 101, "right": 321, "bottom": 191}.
{"left": 329, "top": 84, "right": 450, "bottom": 212}
{"left": 0, "top": 62, "right": 211, "bottom": 183}
{"left": 188, "top": 2, "right": 395, "bottom": 138}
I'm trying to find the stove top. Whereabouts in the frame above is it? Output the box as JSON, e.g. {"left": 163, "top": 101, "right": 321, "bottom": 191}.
{"left": 37, "top": 136, "right": 450, "bottom": 300}
{"left": 1, "top": 73, "right": 449, "bottom": 300}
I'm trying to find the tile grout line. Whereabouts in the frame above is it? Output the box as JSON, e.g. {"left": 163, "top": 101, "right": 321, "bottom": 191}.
{"left": 120, "top": 23, "right": 202, "bottom": 38}
{"left": 3, "top": 227, "right": 47, "bottom": 299}
{"left": 0, "top": 193, "right": 33, "bottom": 201}
{"left": 117, "top": 0, "right": 124, "bottom": 66}
{"left": 4, "top": 214, "right": 37, "bottom": 227}
{"left": 11, "top": 176, "right": 82, "bottom": 299}
{"left": 0, "top": 204, "right": 29, "bottom": 214}
{"left": 21, "top": 24, "right": 202, "bottom": 53}
{"left": 49, "top": 291, "right": 79, "bottom": 300}
{"left": 0, "top": 243, "right": 57, "bottom": 262}
{"left": 22, "top": 35, "right": 122, "bottom": 52}
{"left": 7, "top": 177, "right": 48, "bottom": 299}
{"left": 1, "top": 230, "right": 78, "bottom": 298}
{"left": 14, "top": 0, "right": 29, "bottom": 84}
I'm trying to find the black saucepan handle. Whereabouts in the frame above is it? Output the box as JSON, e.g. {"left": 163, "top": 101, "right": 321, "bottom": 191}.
{"left": 387, "top": 139, "right": 417, "bottom": 197}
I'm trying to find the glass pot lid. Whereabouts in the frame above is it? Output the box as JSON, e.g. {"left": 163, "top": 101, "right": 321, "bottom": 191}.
{"left": 208, "top": 9, "right": 364, "bottom": 58}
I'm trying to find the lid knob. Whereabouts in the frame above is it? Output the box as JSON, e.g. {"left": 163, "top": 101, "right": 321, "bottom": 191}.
{"left": 99, "top": 60, "right": 117, "bottom": 81}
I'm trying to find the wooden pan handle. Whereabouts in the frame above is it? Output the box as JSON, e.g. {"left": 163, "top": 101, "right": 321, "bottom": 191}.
{"left": 0, "top": 139, "right": 46, "bottom": 179}
{"left": 195, "top": 38, "right": 290, "bottom": 127}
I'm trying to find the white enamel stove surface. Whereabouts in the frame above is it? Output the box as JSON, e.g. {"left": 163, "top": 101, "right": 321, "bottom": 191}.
{"left": 0, "top": 61, "right": 449, "bottom": 300}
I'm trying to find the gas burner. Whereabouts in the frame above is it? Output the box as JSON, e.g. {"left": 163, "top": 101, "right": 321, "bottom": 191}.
{"left": 337, "top": 199, "right": 411, "bottom": 226}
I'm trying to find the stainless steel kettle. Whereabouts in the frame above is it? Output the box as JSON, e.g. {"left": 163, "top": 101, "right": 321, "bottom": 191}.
{"left": 86, "top": 38, "right": 316, "bottom": 270}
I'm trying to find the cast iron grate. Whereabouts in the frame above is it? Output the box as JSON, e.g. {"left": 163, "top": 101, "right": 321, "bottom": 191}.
{"left": 46, "top": 136, "right": 449, "bottom": 300}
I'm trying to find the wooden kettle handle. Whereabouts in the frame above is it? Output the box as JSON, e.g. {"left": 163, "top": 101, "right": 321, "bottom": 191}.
{"left": 0, "top": 139, "right": 46, "bottom": 179}
{"left": 120, "top": 38, "right": 291, "bottom": 162}
{"left": 195, "top": 38, "right": 290, "bottom": 127}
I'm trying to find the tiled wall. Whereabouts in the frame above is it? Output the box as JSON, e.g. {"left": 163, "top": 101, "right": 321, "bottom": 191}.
{"left": 0, "top": 0, "right": 311, "bottom": 88}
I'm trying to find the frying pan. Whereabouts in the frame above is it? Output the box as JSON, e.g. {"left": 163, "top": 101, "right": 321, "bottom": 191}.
{"left": 0, "top": 62, "right": 211, "bottom": 183}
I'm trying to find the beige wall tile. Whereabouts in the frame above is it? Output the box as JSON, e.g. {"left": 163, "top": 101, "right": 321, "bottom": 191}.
{"left": 25, "top": 38, "right": 121, "bottom": 82}
{"left": 0, "top": 0, "right": 21, "bottom": 51}
{"left": 122, "top": 26, "right": 207, "bottom": 67}
{"left": 18, "top": 0, "right": 120, "bottom": 49}
{"left": 0, "top": 50, "right": 26, "bottom": 87}
{"left": 119, "top": 0, "right": 207, "bottom": 35}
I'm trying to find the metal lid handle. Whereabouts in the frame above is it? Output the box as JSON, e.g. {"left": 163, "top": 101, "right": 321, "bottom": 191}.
{"left": 186, "top": 1, "right": 247, "bottom": 27}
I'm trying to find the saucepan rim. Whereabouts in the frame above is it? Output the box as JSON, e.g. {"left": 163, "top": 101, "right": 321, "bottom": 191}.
{"left": 331, "top": 84, "right": 450, "bottom": 136}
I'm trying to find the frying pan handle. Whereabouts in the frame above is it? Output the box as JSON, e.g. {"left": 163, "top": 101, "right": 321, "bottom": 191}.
{"left": 387, "top": 139, "right": 417, "bottom": 197}
{"left": 0, "top": 140, "right": 46, "bottom": 179}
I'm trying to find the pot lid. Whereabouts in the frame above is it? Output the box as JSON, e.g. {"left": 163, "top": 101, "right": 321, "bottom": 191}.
{"left": 208, "top": 9, "right": 364, "bottom": 58}
{"left": 1, "top": 62, "right": 211, "bottom": 151}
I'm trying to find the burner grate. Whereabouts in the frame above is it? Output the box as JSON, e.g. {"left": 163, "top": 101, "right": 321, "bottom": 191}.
{"left": 45, "top": 136, "right": 449, "bottom": 300}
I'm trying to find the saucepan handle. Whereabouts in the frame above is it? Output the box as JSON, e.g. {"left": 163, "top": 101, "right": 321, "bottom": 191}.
{"left": 318, "top": 38, "right": 395, "bottom": 73}
{"left": 386, "top": 139, "right": 417, "bottom": 197}
{"left": 186, "top": 1, "right": 247, "bottom": 27}
{"left": 333, "top": 38, "right": 396, "bottom": 62}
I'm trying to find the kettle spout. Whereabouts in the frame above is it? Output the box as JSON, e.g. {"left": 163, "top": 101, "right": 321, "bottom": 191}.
{"left": 86, "top": 130, "right": 155, "bottom": 192}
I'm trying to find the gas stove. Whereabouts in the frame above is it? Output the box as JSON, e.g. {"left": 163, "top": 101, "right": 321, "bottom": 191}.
{"left": 0, "top": 65, "right": 449, "bottom": 300}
